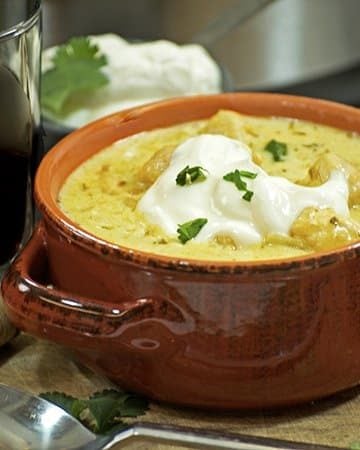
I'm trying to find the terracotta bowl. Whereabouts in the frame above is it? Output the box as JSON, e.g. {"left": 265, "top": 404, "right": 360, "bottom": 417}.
{"left": 3, "top": 93, "right": 360, "bottom": 410}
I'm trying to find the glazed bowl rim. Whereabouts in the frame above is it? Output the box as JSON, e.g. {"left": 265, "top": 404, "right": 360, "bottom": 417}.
{"left": 35, "top": 92, "right": 360, "bottom": 274}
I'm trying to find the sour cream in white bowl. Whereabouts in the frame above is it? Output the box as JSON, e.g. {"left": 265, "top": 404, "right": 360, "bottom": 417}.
{"left": 41, "top": 33, "right": 225, "bottom": 148}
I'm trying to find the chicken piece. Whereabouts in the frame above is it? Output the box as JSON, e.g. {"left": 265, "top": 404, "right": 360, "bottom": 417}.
{"left": 301, "top": 153, "right": 360, "bottom": 206}
{"left": 265, "top": 233, "right": 305, "bottom": 250}
{"left": 290, "top": 207, "right": 360, "bottom": 251}
{"left": 136, "top": 145, "right": 174, "bottom": 189}
{"left": 203, "top": 110, "right": 245, "bottom": 140}
{"left": 213, "top": 234, "right": 237, "bottom": 250}
{"left": 203, "top": 110, "right": 262, "bottom": 165}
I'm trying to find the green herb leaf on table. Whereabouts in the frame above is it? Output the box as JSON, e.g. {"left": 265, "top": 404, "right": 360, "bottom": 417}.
{"left": 40, "top": 389, "right": 148, "bottom": 434}
{"left": 264, "top": 139, "right": 288, "bottom": 162}
{"left": 177, "top": 218, "right": 208, "bottom": 244}
{"left": 40, "top": 391, "right": 86, "bottom": 419}
{"left": 176, "top": 165, "right": 208, "bottom": 186}
{"left": 87, "top": 389, "right": 148, "bottom": 433}
{"left": 41, "top": 37, "right": 109, "bottom": 115}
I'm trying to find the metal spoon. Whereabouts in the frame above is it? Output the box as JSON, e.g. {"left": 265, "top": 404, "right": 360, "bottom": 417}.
{"left": 0, "top": 384, "right": 339, "bottom": 450}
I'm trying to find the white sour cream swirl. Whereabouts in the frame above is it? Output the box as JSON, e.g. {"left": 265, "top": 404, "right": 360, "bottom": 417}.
{"left": 137, "top": 134, "right": 349, "bottom": 245}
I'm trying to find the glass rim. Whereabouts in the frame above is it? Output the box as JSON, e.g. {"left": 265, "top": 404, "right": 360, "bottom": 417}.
{"left": 0, "top": 6, "right": 41, "bottom": 42}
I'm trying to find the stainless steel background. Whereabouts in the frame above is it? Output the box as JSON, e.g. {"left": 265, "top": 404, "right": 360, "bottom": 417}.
{"left": 42, "top": 0, "right": 360, "bottom": 91}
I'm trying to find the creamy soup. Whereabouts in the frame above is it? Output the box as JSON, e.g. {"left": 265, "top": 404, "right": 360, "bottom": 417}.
{"left": 58, "top": 110, "right": 360, "bottom": 261}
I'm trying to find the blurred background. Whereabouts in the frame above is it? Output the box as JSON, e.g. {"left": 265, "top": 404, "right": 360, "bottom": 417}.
{"left": 43, "top": 0, "right": 360, "bottom": 105}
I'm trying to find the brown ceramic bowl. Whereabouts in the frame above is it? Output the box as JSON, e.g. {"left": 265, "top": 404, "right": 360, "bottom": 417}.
{"left": 3, "top": 93, "right": 360, "bottom": 409}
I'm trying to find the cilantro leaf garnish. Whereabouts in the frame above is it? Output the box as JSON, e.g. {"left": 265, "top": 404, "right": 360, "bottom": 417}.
{"left": 176, "top": 165, "right": 208, "bottom": 186}
{"left": 41, "top": 37, "right": 109, "bottom": 115}
{"left": 40, "top": 388, "right": 148, "bottom": 434}
{"left": 177, "top": 218, "right": 208, "bottom": 244}
{"left": 264, "top": 139, "right": 288, "bottom": 162}
{"left": 223, "top": 169, "right": 257, "bottom": 201}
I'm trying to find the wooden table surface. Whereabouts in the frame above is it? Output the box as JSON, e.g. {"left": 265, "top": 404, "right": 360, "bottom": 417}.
{"left": 0, "top": 332, "right": 359, "bottom": 449}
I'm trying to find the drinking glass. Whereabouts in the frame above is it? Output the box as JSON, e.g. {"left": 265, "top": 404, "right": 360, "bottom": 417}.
{"left": 0, "top": 0, "right": 42, "bottom": 276}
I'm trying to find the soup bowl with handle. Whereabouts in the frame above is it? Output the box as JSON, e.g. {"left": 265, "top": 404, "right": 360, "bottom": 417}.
{"left": 2, "top": 93, "right": 360, "bottom": 409}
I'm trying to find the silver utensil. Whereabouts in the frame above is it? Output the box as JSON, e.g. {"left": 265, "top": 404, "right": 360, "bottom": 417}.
{"left": 0, "top": 384, "right": 341, "bottom": 449}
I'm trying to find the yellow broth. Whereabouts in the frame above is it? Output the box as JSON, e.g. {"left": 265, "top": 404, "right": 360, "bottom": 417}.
{"left": 58, "top": 111, "right": 360, "bottom": 261}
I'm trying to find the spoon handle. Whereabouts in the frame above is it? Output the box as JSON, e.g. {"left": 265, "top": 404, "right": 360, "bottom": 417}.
{"left": 101, "top": 422, "right": 341, "bottom": 450}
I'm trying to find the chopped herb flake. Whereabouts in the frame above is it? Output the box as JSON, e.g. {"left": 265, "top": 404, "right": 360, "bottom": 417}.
{"left": 176, "top": 165, "right": 207, "bottom": 186}
{"left": 223, "top": 169, "right": 247, "bottom": 191}
{"left": 242, "top": 190, "right": 254, "bottom": 202}
{"left": 264, "top": 139, "right": 288, "bottom": 162}
{"left": 177, "top": 218, "right": 208, "bottom": 244}
{"left": 238, "top": 170, "right": 258, "bottom": 179}
{"left": 223, "top": 169, "right": 257, "bottom": 201}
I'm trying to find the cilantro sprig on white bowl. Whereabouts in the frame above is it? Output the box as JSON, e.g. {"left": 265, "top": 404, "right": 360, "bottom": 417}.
{"left": 42, "top": 37, "right": 109, "bottom": 116}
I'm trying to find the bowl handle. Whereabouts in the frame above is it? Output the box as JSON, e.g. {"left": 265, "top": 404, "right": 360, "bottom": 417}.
{"left": 1, "top": 222, "right": 158, "bottom": 345}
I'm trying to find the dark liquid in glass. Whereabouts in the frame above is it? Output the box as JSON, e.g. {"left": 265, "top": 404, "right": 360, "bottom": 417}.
{"left": 0, "top": 65, "right": 35, "bottom": 265}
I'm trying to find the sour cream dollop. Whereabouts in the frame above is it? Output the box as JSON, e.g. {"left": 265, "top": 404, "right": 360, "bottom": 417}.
{"left": 137, "top": 135, "right": 349, "bottom": 246}
{"left": 42, "top": 34, "right": 222, "bottom": 128}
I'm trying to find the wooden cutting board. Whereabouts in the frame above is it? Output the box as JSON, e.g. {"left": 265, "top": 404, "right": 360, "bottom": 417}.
{"left": 0, "top": 332, "right": 360, "bottom": 449}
